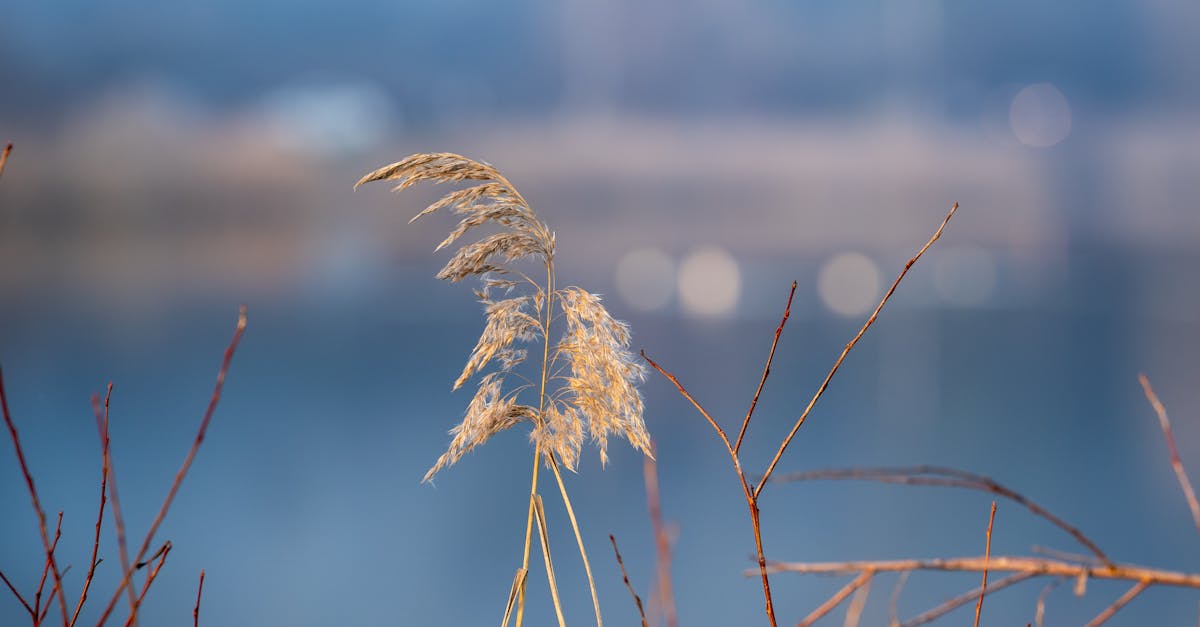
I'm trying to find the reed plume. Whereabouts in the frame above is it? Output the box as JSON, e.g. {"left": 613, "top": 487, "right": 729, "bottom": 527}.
{"left": 358, "top": 152, "right": 650, "bottom": 626}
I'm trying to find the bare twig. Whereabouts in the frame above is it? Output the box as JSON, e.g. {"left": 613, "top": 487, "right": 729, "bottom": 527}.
{"left": 0, "top": 568, "right": 34, "bottom": 618}
{"left": 98, "top": 306, "right": 247, "bottom": 625}
{"left": 644, "top": 448, "right": 677, "bottom": 627}
{"left": 776, "top": 466, "right": 1113, "bottom": 567}
{"left": 1139, "top": 374, "right": 1200, "bottom": 537}
{"left": 641, "top": 352, "right": 778, "bottom": 626}
{"left": 756, "top": 202, "right": 958, "bottom": 496}
{"left": 193, "top": 570, "right": 205, "bottom": 627}
{"left": 888, "top": 571, "right": 910, "bottom": 627}
{"left": 758, "top": 555, "right": 1200, "bottom": 588}
{"left": 900, "top": 572, "right": 1036, "bottom": 627}
{"left": 71, "top": 384, "right": 113, "bottom": 627}
{"left": 974, "top": 502, "right": 998, "bottom": 627}
{"left": 1033, "top": 577, "right": 1065, "bottom": 627}
{"left": 0, "top": 143, "right": 11, "bottom": 180}
{"left": 1083, "top": 579, "right": 1149, "bottom": 627}
{"left": 37, "top": 565, "right": 73, "bottom": 625}
{"left": 124, "top": 542, "right": 172, "bottom": 627}
{"left": 0, "top": 367, "right": 70, "bottom": 626}
{"left": 843, "top": 573, "right": 871, "bottom": 627}
{"left": 797, "top": 571, "right": 873, "bottom": 627}
{"left": 35, "top": 511, "right": 64, "bottom": 620}
{"left": 609, "top": 535, "right": 648, "bottom": 627}
{"left": 735, "top": 281, "right": 797, "bottom": 454}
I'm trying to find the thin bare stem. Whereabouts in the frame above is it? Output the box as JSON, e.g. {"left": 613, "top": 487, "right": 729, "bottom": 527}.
{"left": 888, "top": 571, "right": 910, "bottom": 627}
{"left": 547, "top": 454, "right": 602, "bottom": 627}
{"left": 0, "top": 569, "right": 34, "bottom": 619}
{"left": 0, "top": 143, "right": 11, "bottom": 180}
{"left": 124, "top": 542, "right": 171, "bottom": 627}
{"left": 797, "top": 571, "right": 872, "bottom": 627}
{"left": 514, "top": 449, "right": 540, "bottom": 627}
{"left": 193, "top": 570, "right": 204, "bottom": 627}
{"left": 756, "top": 202, "right": 958, "bottom": 497}
{"left": 758, "top": 555, "right": 1200, "bottom": 588}
{"left": 900, "top": 572, "right": 1036, "bottom": 627}
{"left": 609, "top": 535, "right": 648, "bottom": 627}
{"left": 35, "top": 512, "right": 64, "bottom": 620}
{"left": 843, "top": 573, "right": 871, "bottom": 627}
{"left": 736, "top": 281, "right": 797, "bottom": 454}
{"left": 641, "top": 352, "right": 777, "bottom": 627}
{"left": 98, "top": 306, "right": 247, "bottom": 625}
{"left": 38, "top": 565, "right": 72, "bottom": 626}
{"left": 1139, "top": 374, "right": 1200, "bottom": 537}
{"left": 533, "top": 495, "right": 567, "bottom": 627}
{"left": 776, "top": 466, "right": 1112, "bottom": 567}
{"left": 1033, "top": 577, "right": 1064, "bottom": 627}
{"left": 643, "top": 448, "right": 676, "bottom": 627}
{"left": 974, "top": 502, "right": 998, "bottom": 627}
{"left": 0, "top": 368, "right": 70, "bottom": 627}
{"left": 72, "top": 385, "right": 113, "bottom": 627}
{"left": 1082, "top": 579, "right": 1149, "bottom": 627}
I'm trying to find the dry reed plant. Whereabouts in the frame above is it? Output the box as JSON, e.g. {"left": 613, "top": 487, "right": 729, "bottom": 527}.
{"left": 0, "top": 295, "right": 245, "bottom": 626}
{"left": 357, "top": 153, "right": 651, "bottom": 627}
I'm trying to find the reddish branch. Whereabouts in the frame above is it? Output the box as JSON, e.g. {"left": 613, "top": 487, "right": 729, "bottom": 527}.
{"left": 1139, "top": 374, "right": 1200, "bottom": 537}
{"left": 735, "top": 281, "right": 797, "bottom": 454}
{"left": 34, "top": 511, "right": 64, "bottom": 620}
{"left": 1, "top": 368, "right": 71, "bottom": 626}
{"left": 0, "top": 142, "right": 11, "bottom": 179}
{"left": 643, "top": 449, "right": 677, "bottom": 627}
{"left": 754, "top": 202, "right": 958, "bottom": 497}
{"left": 98, "top": 306, "right": 247, "bottom": 625}
{"left": 124, "top": 542, "right": 172, "bottom": 627}
{"left": 193, "top": 570, "right": 205, "bottom": 627}
{"left": 70, "top": 384, "right": 114, "bottom": 626}
{"left": 608, "top": 536, "right": 648, "bottom": 627}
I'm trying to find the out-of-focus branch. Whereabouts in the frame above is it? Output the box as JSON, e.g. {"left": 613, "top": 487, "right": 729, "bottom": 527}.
{"left": 796, "top": 570, "right": 872, "bottom": 627}
{"left": 1139, "top": 374, "right": 1200, "bottom": 538}
{"left": 900, "top": 572, "right": 1036, "bottom": 627}
{"left": 1083, "top": 579, "right": 1149, "bottom": 627}
{"left": 775, "top": 465, "right": 1113, "bottom": 568}
{"left": 0, "top": 143, "right": 12, "bottom": 179}
{"left": 644, "top": 450, "right": 677, "bottom": 627}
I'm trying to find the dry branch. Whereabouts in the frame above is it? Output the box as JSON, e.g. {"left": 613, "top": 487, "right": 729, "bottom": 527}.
{"left": 608, "top": 535, "right": 648, "bottom": 627}
{"left": 1139, "top": 374, "right": 1200, "bottom": 537}
{"left": 644, "top": 449, "right": 677, "bottom": 627}
{"left": 193, "top": 570, "right": 205, "bottom": 627}
{"left": 1083, "top": 579, "right": 1149, "bottom": 627}
{"left": 0, "top": 143, "right": 11, "bottom": 180}
{"left": 796, "top": 571, "right": 873, "bottom": 627}
{"left": 775, "top": 466, "right": 1113, "bottom": 567}
{"left": 973, "top": 502, "right": 997, "bottom": 627}
{"left": 755, "top": 202, "right": 958, "bottom": 496}
{"left": 1, "top": 367, "right": 71, "bottom": 626}
{"left": 900, "top": 572, "right": 1036, "bottom": 627}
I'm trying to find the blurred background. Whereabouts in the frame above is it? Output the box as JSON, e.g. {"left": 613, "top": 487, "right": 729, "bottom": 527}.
{"left": 2, "top": 1, "right": 1200, "bottom": 624}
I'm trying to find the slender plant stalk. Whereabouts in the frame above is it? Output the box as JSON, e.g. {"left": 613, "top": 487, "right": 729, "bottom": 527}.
{"left": 533, "top": 496, "right": 568, "bottom": 627}
{"left": 548, "top": 454, "right": 603, "bottom": 627}
{"left": 514, "top": 450, "right": 542, "bottom": 627}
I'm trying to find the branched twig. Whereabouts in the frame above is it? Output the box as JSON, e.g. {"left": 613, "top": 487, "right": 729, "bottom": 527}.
{"left": 757, "top": 555, "right": 1200, "bottom": 588}
{"left": 71, "top": 384, "right": 113, "bottom": 626}
{"left": 796, "top": 571, "right": 872, "bottom": 627}
{"left": 35, "top": 511, "right": 64, "bottom": 620}
{"left": 644, "top": 448, "right": 677, "bottom": 627}
{"left": 1, "top": 367, "right": 71, "bottom": 626}
{"left": 609, "top": 535, "right": 648, "bottom": 627}
{"left": 124, "top": 542, "right": 172, "bottom": 627}
{"left": 755, "top": 202, "right": 958, "bottom": 496}
{"left": 98, "top": 306, "right": 247, "bottom": 625}
{"left": 973, "top": 502, "right": 997, "bottom": 627}
{"left": 776, "top": 466, "right": 1113, "bottom": 567}
{"left": 193, "top": 570, "right": 205, "bottom": 627}
{"left": 1083, "top": 579, "right": 1149, "bottom": 627}
{"left": 641, "top": 351, "right": 777, "bottom": 626}
{"left": 1139, "top": 374, "right": 1200, "bottom": 537}
{"left": 735, "top": 281, "right": 797, "bottom": 454}
{"left": 900, "top": 572, "right": 1036, "bottom": 627}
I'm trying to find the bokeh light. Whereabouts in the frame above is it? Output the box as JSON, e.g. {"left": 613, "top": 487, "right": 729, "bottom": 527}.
{"left": 677, "top": 246, "right": 741, "bottom": 318}
{"left": 614, "top": 247, "right": 676, "bottom": 312}
{"left": 817, "top": 252, "right": 881, "bottom": 316}
{"left": 1009, "top": 82, "right": 1072, "bottom": 147}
